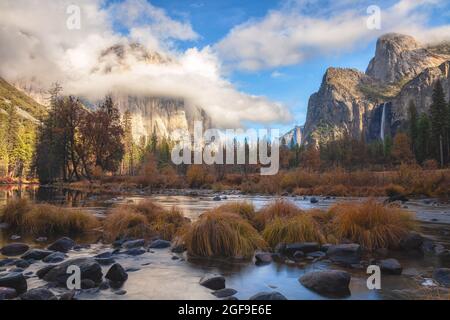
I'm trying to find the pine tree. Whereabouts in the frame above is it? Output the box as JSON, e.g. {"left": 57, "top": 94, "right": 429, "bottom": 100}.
{"left": 417, "top": 113, "right": 432, "bottom": 164}
{"left": 408, "top": 100, "right": 419, "bottom": 159}
{"left": 430, "top": 80, "right": 449, "bottom": 166}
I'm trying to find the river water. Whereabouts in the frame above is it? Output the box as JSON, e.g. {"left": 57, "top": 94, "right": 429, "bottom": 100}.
{"left": 1, "top": 185, "right": 450, "bottom": 300}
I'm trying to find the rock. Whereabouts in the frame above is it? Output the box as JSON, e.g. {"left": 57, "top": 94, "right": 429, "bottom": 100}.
{"left": 20, "top": 287, "right": 56, "bottom": 300}
{"left": 95, "top": 257, "right": 115, "bottom": 265}
{"left": 171, "top": 244, "right": 187, "bottom": 253}
{"left": 14, "top": 259, "right": 30, "bottom": 269}
{"left": 213, "top": 196, "right": 221, "bottom": 201}
{"left": 299, "top": 270, "right": 351, "bottom": 297}
{"left": 293, "top": 251, "right": 305, "bottom": 260}
{"left": 284, "top": 242, "right": 320, "bottom": 255}
{"left": 249, "top": 291, "right": 288, "bottom": 300}
{"left": 148, "top": 239, "right": 171, "bottom": 249}
{"left": 115, "top": 289, "right": 127, "bottom": 295}
{"left": 320, "top": 244, "right": 332, "bottom": 253}
{"left": 47, "top": 237, "right": 75, "bottom": 252}
{"left": 0, "top": 243, "right": 29, "bottom": 256}
{"left": 212, "top": 288, "right": 237, "bottom": 298}
{"left": 375, "top": 248, "right": 389, "bottom": 257}
{"left": 122, "top": 239, "right": 145, "bottom": 249}
{"left": 199, "top": 274, "right": 226, "bottom": 290}
{"left": 43, "top": 252, "right": 66, "bottom": 263}
{"left": 21, "top": 249, "right": 53, "bottom": 260}
{"left": 307, "top": 251, "right": 326, "bottom": 259}
{"left": 433, "top": 268, "right": 450, "bottom": 288}
{"left": 59, "top": 290, "right": 76, "bottom": 300}
{"left": 10, "top": 267, "right": 24, "bottom": 273}
{"left": 35, "top": 237, "right": 48, "bottom": 243}
{"left": 0, "top": 258, "right": 16, "bottom": 267}
{"left": 0, "top": 287, "right": 17, "bottom": 300}
{"left": 99, "top": 281, "right": 110, "bottom": 290}
{"left": 379, "top": 258, "right": 402, "bottom": 275}
{"left": 399, "top": 232, "right": 424, "bottom": 251}
{"left": 36, "top": 265, "right": 56, "bottom": 279}
{"left": 0, "top": 272, "right": 27, "bottom": 294}
{"left": 10, "top": 235, "right": 21, "bottom": 240}
{"left": 81, "top": 279, "right": 97, "bottom": 289}
{"left": 105, "top": 263, "right": 128, "bottom": 283}
{"left": 43, "top": 258, "right": 103, "bottom": 287}
{"left": 274, "top": 243, "right": 286, "bottom": 254}
{"left": 123, "top": 248, "right": 146, "bottom": 256}
{"left": 326, "top": 244, "right": 362, "bottom": 265}
{"left": 255, "top": 252, "right": 272, "bottom": 265}
{"left": 310, "top": 197, "right": 319, "bottom": 204}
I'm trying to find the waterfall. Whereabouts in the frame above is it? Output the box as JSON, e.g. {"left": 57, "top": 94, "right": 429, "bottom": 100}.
{"left": 380, "top": 103, "right": 386, "bottom": 142}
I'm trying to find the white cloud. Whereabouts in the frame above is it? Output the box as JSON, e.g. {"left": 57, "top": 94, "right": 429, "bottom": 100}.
{"left": 0, "top": 0, "right": 292, "bottom": 128}
{"left": 215, "top": 0, "right": 450, "bottom": 71}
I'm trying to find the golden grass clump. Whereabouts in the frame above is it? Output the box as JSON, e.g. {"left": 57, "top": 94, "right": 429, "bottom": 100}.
{"left": 329, "top": 199, "right": 416, "bottom": 251}
{"left": 254, "top": 200, "right": 303, "bottom": 231}
{"left": 103, "top": 200, "right": 187, "bottom": 241}
{"left": 262, "top": 214, "right": 326, "bottom": 248}
{"left": 181, "top": 212, "right": 267, "bottom": 259}
{"left": 0, "top": 199, "right": 99, "bottom": 236}
{"left": 211, "top": 201, "right": 256, "bottom": 222}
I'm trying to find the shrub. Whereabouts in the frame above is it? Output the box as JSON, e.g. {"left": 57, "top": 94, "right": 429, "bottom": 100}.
{"left": 181, "top": 212, "right": 267, "bottom": 259}
{"left": 329, "top": 199, "right": 416, "bottom": 250}
{"left": 262, "top": 214, "right": 326, "bottom": 248}
{"left": 384, "top": 184, "right": 406, "bottom": 198}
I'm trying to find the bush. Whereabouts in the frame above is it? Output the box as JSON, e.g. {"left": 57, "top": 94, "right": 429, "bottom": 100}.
{"left": 262, "top": 214, "right": 326, "bottom": 248}
{"left": 181, "top": 211, "right": 267, "bottom": 259}
{"left": 384, "top": 184, "right": 406, "bottom": 198}
{"left": 329, "top": 199, "right": 416, "bottom": 250}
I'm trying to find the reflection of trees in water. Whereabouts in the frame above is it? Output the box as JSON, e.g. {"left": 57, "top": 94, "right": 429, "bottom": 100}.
{"left": 0, "top": 186, "right": 90, "bottom": 208}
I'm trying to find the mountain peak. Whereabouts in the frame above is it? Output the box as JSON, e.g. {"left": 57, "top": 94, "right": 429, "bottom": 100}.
{"left": 366, "top": 33, "right": 449, "bottom": 84}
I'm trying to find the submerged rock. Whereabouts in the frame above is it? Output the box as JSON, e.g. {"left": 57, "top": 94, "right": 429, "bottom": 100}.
{"left": 212, "top": 288, "right": 237, "bottom": 298}
{"left": 310, "top": 197, "right": 319, "bottom": 204}
{"left": 122, "top": 239, "right": 145, "bottom": 249}
{"left": 20, "top": 287, "right": 56, "bottom": 300}
{"left": 200, "top": 274, "right": 226, "bottom": 290}
{"left": 36, "top": 265, "right": 56, "bottom": 279}
{"left": 0, "top": 272, "right": 27, "bottom": 294}
{"left": 255, "top": 252, "right": 273, "bottom": 265}
{"left": 0, "top": 243, "right": 29, "bottom": 256}
{"left": 0, "top": 287, "right": 17, "bottom": 300}
{"left": 21, "top": 249, "right": 53, "bottom": 261}
{"left": 149, "top": 239, "right": 171, "bottom": 249}
{"left": 379, "top": 258, "right": 402, "bottom": 275}
{"left": 249, "top": 291, "right": 287, "bottom": 300}
{"left": 326, "top": 244, "right": 361, "bottom": 265}
{"left": 399, "top": 232, "right": 423, "bottom": 251}
{"left": 47, "top": 237, "right": 75, "bottom": 253}
{"left": 299, "top": 270, "right": 351, "bottom": 297}
{"left": 123, "top": 248, "right": 146, "bottom": 256}
{"left": 43, "top": 252, "right": 66, "bottom": 263}
{"left": 284, "top": 242, "right": 320, "bottom": 255}
{"left": 14, "top": 259, "right": 30, "bottom": 269}
{"left": 433, "top": 268, "right": 450, "bottom": 288}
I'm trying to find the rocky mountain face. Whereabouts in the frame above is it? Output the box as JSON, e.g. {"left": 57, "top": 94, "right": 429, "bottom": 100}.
{"left": 281, "top": 126, "right": 303, "bottom": 147}
{"left": 301, "top": 33, "right": 450, "bottom": 146}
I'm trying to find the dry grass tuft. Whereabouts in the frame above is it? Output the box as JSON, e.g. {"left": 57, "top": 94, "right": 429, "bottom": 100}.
{"left": 181, "top": 211, "right": 267, "bottom": 259}
{"left": 210, "top": 201, "right": 256, "bottom": 221}
{"left": 254, "top": 199, "right": 303, "bottom": 230}
{"left": 262, "top": 214, "right": 326, "bottom": 248}
{"left": 0, "top": 199, "right": 99, "bottom": 236}
{"left": 103, "top": 200, "right": 187, "bottom": 241}
{"left": 329, "top": 199, "right": 416, "bottom": 250}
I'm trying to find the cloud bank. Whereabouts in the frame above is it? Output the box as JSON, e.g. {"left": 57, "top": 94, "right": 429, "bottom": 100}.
{"left": 0, "top": 0, "right": 292, "bottom": 128}
{"left": 215, "top": 0, "right": 450, "bottom": 71}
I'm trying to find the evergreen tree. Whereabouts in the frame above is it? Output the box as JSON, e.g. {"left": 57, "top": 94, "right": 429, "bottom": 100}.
{"left": 430, "top": 80, "right": 449, "bottom": 166}
{"left": 417, "top": 113, "right": 432, "bottom": 164}
{"left": 408, "top": 100, "right": 419, "bottom": 159}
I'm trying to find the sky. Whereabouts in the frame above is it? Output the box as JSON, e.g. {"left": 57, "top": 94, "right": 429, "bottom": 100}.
{"left": 1, "top": 0, "right": 450, "bottom": 134}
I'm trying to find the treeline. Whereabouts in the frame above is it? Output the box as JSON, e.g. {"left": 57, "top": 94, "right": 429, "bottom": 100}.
{"left": 35, "top": 86, "right": 125, "bottom": 183}
{"left": 0, "top": 105, "right": 35, "bottom": 179}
